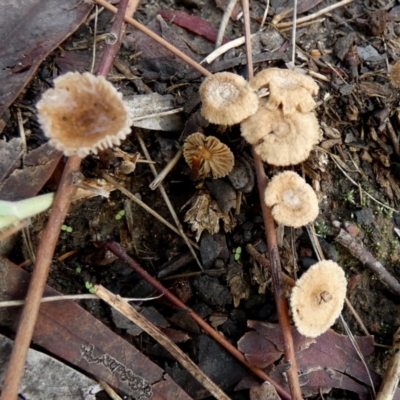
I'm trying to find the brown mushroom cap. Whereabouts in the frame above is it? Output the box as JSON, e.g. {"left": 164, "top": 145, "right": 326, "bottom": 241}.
{"left": 290, "top": 260, "right": 347, "bottom": 338}
{"left": 199, "top": 72, "right": 259, "bottom": 125}
{"left": 240, "top": 101, "right": 320, "bottom": 166}
{"left": 390, "top": 61, "right": 400, "bottom": 88}
{"left": 249, "top": 68, "right": 319, "bottom": 115}
{"left": 37, "top": 72, "right": 131, "bottom": 157}
{"left": 264, "top": 171, "right": 319, "bottom": 228}
{"left": 183, "top": 132, "right": 234, "bottom": 179}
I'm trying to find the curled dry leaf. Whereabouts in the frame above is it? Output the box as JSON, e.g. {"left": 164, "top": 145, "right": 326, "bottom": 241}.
{"left": 390, "top": 60, "right": 400, "bottom": 88}
{"left": 199, "top": 72, "right": 259, "bottom": 125}
{"left": 264, "top": 171, "right": 319, "bottom": 228}
{"left": 290, "top": 260, "right": 347, "bottom": 338}
{"left": 249, "top": 68, "right": 319, "bottom": 115}
{"left": 37, "top": 72, "right": 132, "bottom": 157}
{"left": 183, "top": 190, "right": 236, "bottom": 241}
{"left": 241, "top": 101, "right": 320, "bottom": 166}
{"left": 183, "top": 132, "right": 234, "bottom": 179}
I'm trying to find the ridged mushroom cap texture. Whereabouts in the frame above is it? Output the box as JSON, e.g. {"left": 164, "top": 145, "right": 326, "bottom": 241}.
{"left": 37, "top": 72, "right": 132, "bottom": 157}
{"left": 199, "top": 72, "right": 259, "bottom": 125}
{"left": 183, "top": 132, "right": 234, "bottom": 179}
{"left": 249, "top": 68, "right": 319, "bottom": 115}
{"left": 264, "top": 171, "right": 319, "bottom": 228}
{"left": 240, "top": 100, "right": 320, "bottom": 166}
{"left": 290, "top": 260, "right": 347, "bottom": 338}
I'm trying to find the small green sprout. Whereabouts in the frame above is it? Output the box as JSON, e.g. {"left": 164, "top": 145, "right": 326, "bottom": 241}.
{"left": 115, "top": 210, "right": 125, "bottom": 220}
{"left": 343, "top": 189, "right": 356, "bottom": 204}
{"left": 76, "top": 266, "right": 82, "bottom": 274}
{"left": 315, "top": 220, "right": 330, "bottom": 238}
{"left": 61, "top": 224, "right": 73, "bottom": 233}
{"left": 234, "top": 247, "right": 242, "bottom": 261}
{"left": 383, "top": 208, "right": 393, "bottom": 219}
{"left": 85, "top": 281, "right": 97, "bottom": 294}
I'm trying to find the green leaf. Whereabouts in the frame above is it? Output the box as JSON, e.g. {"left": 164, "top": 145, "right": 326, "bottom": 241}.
{"left": 76, "top": 267, "right": 82, "bottom": 273}
{"left": 88, "top": 286, "right": 97, "bottom": 294}
{"left": 234, "top": 253, "right": 240, "bottom": 261}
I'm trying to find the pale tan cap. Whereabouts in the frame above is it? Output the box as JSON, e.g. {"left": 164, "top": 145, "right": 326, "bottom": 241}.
{"left": 37, "top": 72, "right": 132, "bottom": 157}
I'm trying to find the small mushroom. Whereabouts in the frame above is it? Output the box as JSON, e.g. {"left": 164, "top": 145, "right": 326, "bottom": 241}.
{"left": 37, "top": 72, "right": 131, "bottom": 157}
{"left": 199, "top": 72, "right": 259, "bottom": 125}
{"left": 264, "top": 171, "right": 319, "bottom": 228}
{"left": 290, "top": 260, "right": 347, "bottom": 338}
{"left": 249, "top": 68, "right": 319, "bottom": 115}
{"left": 241, "top": 101, "right": 320, "bottom": 166}
{"left": 183, "top": 132, "right": 234, "bottom": 179}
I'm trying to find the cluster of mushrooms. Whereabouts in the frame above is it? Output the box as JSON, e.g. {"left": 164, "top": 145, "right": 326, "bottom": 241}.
{"left": 184, "top": 68, "right": 347, "bottom": 338}
{"left": 36, "top": 69, "right": 347, "bottom": 338}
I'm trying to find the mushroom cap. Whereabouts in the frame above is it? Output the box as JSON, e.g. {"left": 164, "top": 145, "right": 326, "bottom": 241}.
{"left": 241, "top": 101, "right": 320, "bottom": 166}
{"left": 37, "top": 72, "right": 131, "bottom": 157}
{"left": 390, "top": 61, "right": 400, "bottom": 88}
{"left": 183, "top": 132, "right": 234, "bottom": 179}
{"left": 264, "top": 171, "right": 319, "bottom": 227}
{"left": 199, "top": 72, "right": 259, "bottom": 125}
{"left": 249, "top": 68, "right": 319, "bottom": 115}
{"left": 290, "top": 260, "right": 347, "bottom": 338}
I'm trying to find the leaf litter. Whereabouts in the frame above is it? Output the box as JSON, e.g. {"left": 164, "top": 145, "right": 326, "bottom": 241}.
{"left": 1, "top": 0, "right": 400, "bottom": 399}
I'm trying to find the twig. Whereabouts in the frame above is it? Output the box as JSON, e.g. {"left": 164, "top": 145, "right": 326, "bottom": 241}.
{"left": 335, "top": 228, "right": 400, "bottom": 297}
{"left": 99, "top": 171, "right": 199, "bottom": 250}
{"left": 275, "top": 0, "right": 354, "bottom": 29}
{"left": 149, "top": 149, "right": 183, "bottom": 190}
{"left": 241, "top": 0, "right": 302, "bottom": 394}
{"left": 376, "top": 327, "right": 400, "bottom": 400}
{"left": 94, "top": 0, "right": 212, "bottom": 78}
{"left": 260, "top": 0, "right": 270, "bottom": 29}
{"left": 0, "top": 155, "right": 82, "bottom": 400}
{"left": 291, "top": 0, "right": 298, "bottom": 66}
{"left": 216, "top": 0, "right": 238, "bottom": 48}
{"left": 0, "top": 293, "right": 161, "bottom": 307}
{"left": 106, "top": 240, "right": 291, "bottom": 400}
{"left": 95, "top": 284, "right": 232, "bottom": 400}
{"left": 134, "top": 130, "right": 203, "bottom": 270}
{"left": 0, "top": 2, "right": 131, "bottom": 397}
{"left": 98, "top": 379, "right": 123, "bottom": 400}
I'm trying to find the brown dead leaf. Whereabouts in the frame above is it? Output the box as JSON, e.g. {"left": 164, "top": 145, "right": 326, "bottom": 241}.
{"left": 0, "top": 257, "right": 192, "bottom": 399}
{"left": 183, "top": 190, "right": 236, "bottom": 241}
{"left": 0, "top": 138, "right": 22, "bottom": 183}
{"left": 238, "top": 321, "right": 399, "bottom": 399}
{"left": 0, "top": 142, "right": 62, "bottom": 201}
{"left": 0, "top": 0, "right": 93, "bottom": 117}
{"left": 227, "top": 264, "right": 250, "bottom": 307}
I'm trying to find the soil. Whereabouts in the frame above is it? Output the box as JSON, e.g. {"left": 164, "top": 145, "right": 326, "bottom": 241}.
{"left": 2, "top": 0, "right": 400, "bottom": 399}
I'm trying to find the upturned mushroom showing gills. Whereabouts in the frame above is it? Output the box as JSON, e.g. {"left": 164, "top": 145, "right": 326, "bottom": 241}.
{"left": 37, "top": 72, "right": 132, "bottom": 157}
{"left": 183, "top": 132, "right": 234, "bottom": 179}
{"left": 199, "top": 72, "right": 259, "bottom": 125}
{"left": 264, "top": 171, "right": 319, "bottom": 228}
{"left": 249, "top": 67, "right": 319, "bottom": 116}
{"left": 290, "top": 260, "right": 347, "bottom": 338}
{"left": 240, "top": 100, "right": 320, "bottom": 166}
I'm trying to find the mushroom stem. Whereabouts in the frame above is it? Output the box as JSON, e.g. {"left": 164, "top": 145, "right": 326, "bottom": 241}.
{"left": 0, "top": 2, "right": 132, "bottom": 398}
{"left": 252, "top": 151, "right": 303, "bottom": 400}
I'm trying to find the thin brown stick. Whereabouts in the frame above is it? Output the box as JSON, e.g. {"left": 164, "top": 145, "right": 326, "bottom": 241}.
{"left": 96, "top": 0, "right": 131, "bottom": 76}
{"left": 252, "top": 152, "right": 302, "bottom": 400}
{"left": 0, "top": 3, "right": 131, "bottom": 397}
{"left": 95, "top": 284, "right": 232, "bottom": 400}
{"left": 0, "top": 155, "right": 82, "bottom": 400}
{"left": 275, "top": 0, "right": 354, "bottom": 28}
{"left": 240, "top": 0, "right": 301, "bottom": 394}
{"left": 335, "top": 228, "right": 400, "bottom": 297}
{"left": 106, "top": 240, "right": 292, "bottom": 400}
{"left": 94, "top": 0, "right": 212, "bottom": 78}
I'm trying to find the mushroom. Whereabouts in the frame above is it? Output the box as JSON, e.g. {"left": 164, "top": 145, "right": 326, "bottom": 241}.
{"left": 199, "top": 72, "right": 259, "bottom": 125}
{"left": 183, "top": 132, "right": 234, "bottom": 179}
{"left": 290, "top": 260, "right": 347, "bottom": 338}
{"left": 240, "top": 100, "right": 320, "bottom": 166}
{"left": 37, "top": 72, "right": 131, "bottom": 157}
{"left": 264, "top": 171, "right": 319, "bottom": 228}
{"left": 249, "top": 68, "right": 319, "bottom": 115}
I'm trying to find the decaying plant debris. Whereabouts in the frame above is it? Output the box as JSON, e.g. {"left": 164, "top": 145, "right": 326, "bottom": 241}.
{"left": 1, "top": 0, "right": 400, "bottom": 399}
